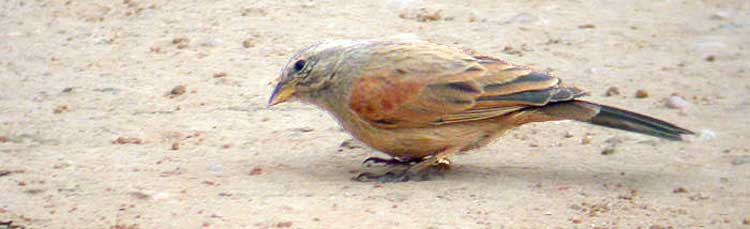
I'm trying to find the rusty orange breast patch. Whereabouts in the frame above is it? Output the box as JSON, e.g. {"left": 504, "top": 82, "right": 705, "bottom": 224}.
{"left": 348, "top": 73, "right": 424, "bottom": 122}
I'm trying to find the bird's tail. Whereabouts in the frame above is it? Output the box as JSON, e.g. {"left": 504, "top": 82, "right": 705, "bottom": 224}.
{"left": 528, "top": 100, "right": 694, "bottom": 140}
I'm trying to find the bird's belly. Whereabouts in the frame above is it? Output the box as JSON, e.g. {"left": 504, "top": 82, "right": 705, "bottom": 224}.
{"left": 342, "top": 118, "right": 514, "bottom": 158}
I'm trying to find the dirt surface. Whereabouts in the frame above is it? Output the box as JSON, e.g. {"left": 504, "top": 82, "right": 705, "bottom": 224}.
{"left": 1, "top": 1, "right": 749, "bottom": 228}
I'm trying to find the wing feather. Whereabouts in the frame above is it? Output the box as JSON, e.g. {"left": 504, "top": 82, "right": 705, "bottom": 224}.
{"left": 347, "top": 44, "right": 586, "bottom": 128}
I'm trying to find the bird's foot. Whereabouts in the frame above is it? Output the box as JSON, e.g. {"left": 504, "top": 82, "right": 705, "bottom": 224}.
{"left": 354, "top": 157, "right": 451, "bottom": 182}
{"left": 361, "top": 156, "right": 422, "bottom": 167}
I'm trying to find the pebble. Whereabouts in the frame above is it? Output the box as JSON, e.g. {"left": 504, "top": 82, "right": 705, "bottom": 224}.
{"left": 601, "top": 146, "right": 616, "bottom": 155}
{"left": 705, "top": 55, "right": 716, "bottom": 62}
{"left": 601, "top": 136, "right": 623, "bottom": 155}
{"left": 665, "top": 95, "right": 691, "bottom": 109}
{"left": 581, "top": 134, "right": 593, "bottom": 145}
{"left": 605, "top": 86, "right": 621, "bottom": 97}
{"left": 208, "top": 164, "right": 224, "bottom": 175}
{"left": 152, "top": 192, "right": 172, "bottom": 201}
{"left": 242, "top": 38, "right": 255, "bottom": 48}
{"left": 339, "top": 139, "right": 362, "bottom": 150}
{"left": 695, "top": 40, "right": 727, "bottom": 51}
{"left": 697, "top": 129, "right": 716, "bottom": 141}
{"left": 688, "top": 192, "right": 710, "bottom": 201}
{"left": 635, "top": 89, "right": 649, "bottom": 98}
{"left": 168, "top": 85, "right": 186, "bottom": 97}
{"left": 563, "top": 131, "right": 574, "bottom": 138}
{"left": 249, "top": 167, "right": 263, "bottom": 176}
{"left": 173, "top": 37, "right": 190, "bottom": 49}
{"left": 731, "top": 155, "right": 750, "bottom": 166}
{"left": 504, "top": 13, "right": 538, "bottom": 24}
{"left": 710, "top": 11, "right": 730, "bottom": 20}
{"left": 53, "top": 105, "right": 71, "bottom": 114}
{"left": 200, "top": 38, "right": 224, "bottom": 47}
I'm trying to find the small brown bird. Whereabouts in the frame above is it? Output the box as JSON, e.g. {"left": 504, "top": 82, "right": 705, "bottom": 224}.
{"left": 269, "top": 39, "right": 693, "bottom": 182}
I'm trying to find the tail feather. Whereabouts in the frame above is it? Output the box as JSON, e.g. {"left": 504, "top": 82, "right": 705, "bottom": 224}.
{"left": 526, "top": 100, "right": 694, "bottom": 140}
{"left": 578, "top": 101, "right": 694, "bottom": 140}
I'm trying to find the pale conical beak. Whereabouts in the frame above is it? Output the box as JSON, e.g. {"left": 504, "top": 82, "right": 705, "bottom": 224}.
{"left": 268, "top": 82, "right": 295, "bottom": 106}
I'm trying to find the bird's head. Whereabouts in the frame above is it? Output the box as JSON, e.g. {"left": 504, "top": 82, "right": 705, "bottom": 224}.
{"left": 268, "top": 40, "right": 362, "bottom": 106}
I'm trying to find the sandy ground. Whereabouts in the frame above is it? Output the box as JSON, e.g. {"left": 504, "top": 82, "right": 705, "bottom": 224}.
{"left": 1, "top": 0, "right": 749, "bottom": 228}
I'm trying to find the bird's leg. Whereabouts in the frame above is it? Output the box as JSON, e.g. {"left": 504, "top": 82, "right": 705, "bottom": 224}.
{"left": 354, "top": 148, "right": 457, "bottom": 182}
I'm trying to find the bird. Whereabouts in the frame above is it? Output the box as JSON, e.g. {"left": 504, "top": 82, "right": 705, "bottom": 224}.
{"left": 268, "top": 39, "right": 693, "bottom": 182}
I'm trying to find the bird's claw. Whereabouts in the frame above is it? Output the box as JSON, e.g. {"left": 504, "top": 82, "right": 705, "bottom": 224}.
{"left": 361, "top": 156, "right": 421, "bottom": 167}
{"left": 354, "top": 158, "right": 451, "bottom": 183}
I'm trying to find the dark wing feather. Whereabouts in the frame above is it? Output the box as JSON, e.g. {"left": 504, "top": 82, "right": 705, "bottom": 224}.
{"left": 347, "top": 45, "right": 585, "bottom": 127}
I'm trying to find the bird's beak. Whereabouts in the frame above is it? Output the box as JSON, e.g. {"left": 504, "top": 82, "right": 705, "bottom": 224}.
{"left": 268, "top": 82, "right": 295, "bottom": 106}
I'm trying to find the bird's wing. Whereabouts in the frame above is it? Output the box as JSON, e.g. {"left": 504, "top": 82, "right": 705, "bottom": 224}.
{"left": 347, "top": 47, "right": 586, "bottom": 128}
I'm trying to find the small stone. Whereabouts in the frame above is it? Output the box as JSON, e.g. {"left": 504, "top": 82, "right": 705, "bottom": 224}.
{"left": 697, "top": 129, "right": 716, "bottom": 141}
{"left": 601, "top": 137, "right": 623, "bottom": 155}
{"left": 505, "top": 13, "right": 538, "bottom": 24}
{"left": 208, "top": 164, "right": 224, "bottom": 175}
{"left": 112, "top": 137, "right": 142, "bottom": 144}
{"left": 339, "top": 139, "right": 362, "bottom": 150}
{"left": 743, "top": 218, "right": 749, "bottom": 225}
{"left": 275, "top": 222, "right": 293, "bottom": 228}
{"left": 578, "top": 24, "right": 596, "bottom": 29}
{"left": 200, "top": 38, "right": 224, "bottom": 47}
{"left": 0, "top": 136, "right": 8, "bottom": 143}
{"left": 152, "top": 192, "right": 171, "bottom": 201}
{"left": 635, "top": 89, "right": 649, "bottom": 98}
{"left": 249, "top": 167, "right": 263, "bottom": 176}
{"left": 564, "top": 131, "right": 574, "bottom": 138}
{"left": 173, "top": 37, "right": 190, "bottom": 49}
{"left": 581, "top": 135, "right": 593, "bottom": 145}
{"left": 171, "top": 142, "right": 180, "bottom": 150}
{"left": 605, "top": 86, "right": 621, "bottom": 97}
{"left": 710, "top": 11, "right": 729, "bottom": 20}
{"left": 290, "top": 127, "right": 314, "bottom": 132}
{"left": 240, "top": 8, "right": 267, "bottom": 17}
{"left": 705, "top": 55, "right": 716, "bottom": 62}
{"left": 213, "top": 72, "right": 227, "bottom": 78}
{"left": 731, "top": 155, "right": 750, "bottom": 166}
{"left": 168, "top": 85, "right": 186, "bottom": 97}
{"left": 416, "top": 8, "right": 442, "bottom": 22}
{"left": 172, "top": 37, "right": 189, "bottom": 45}
{"left": 53, "top": 105, "right": 71, "bottom": 114}
{"left": 673, "top": 187, "right": 688, "bottom": 193}
{"left": 129, "top": 191, "right": 151, "bottom": 200}
{"left": 688, "top": 192, "right": 710, "bottom": 201}
{"left": 242, "top": 38, "right": 255, "bottom": 48}
{"left": 665, "top": 95, "right": 691, "bottom": 109}
{"left": 601, "top": 146, "right": 616, "bottom": 155}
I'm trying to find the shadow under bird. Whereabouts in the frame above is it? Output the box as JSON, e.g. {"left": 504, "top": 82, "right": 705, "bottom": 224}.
{"left": 268, "top": 39, "right": 693, "bottom": 182}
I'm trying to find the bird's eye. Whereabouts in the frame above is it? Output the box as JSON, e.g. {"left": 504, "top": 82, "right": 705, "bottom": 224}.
{"left": 293, "top": 59, "right": 306, "bottom": 72}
